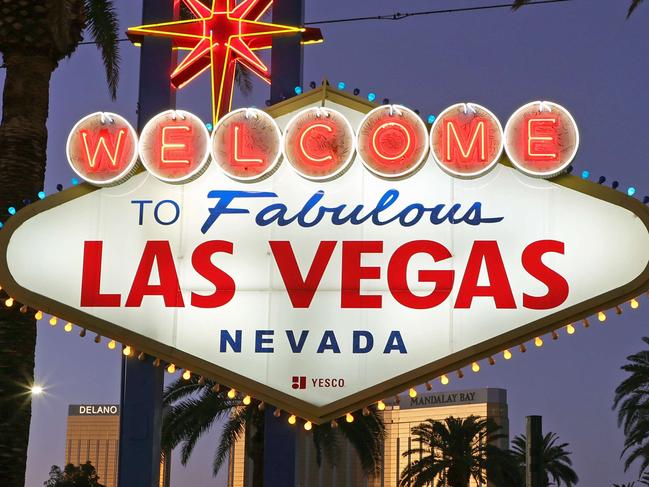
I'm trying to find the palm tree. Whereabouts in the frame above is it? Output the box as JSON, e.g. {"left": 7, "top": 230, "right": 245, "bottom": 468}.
{"left": 614, "top": 337, "right": 649, "bottom": 477}
{"left": 0, "top": 3, "right": 120, "bottom": 485}
{"left": 398, "top": 415, "right": 509, "bottom": 487}
{"left": 162, "top": 376, "right": 385, "bottom": 486}
{"left": 44, "top": 461, "right": 106, "bottom": 487}
{"left": 510, "top": 432, "right": 579, "bottom": 486}
{"left": 512, "top": 0, "right": 643, "bottom": 17}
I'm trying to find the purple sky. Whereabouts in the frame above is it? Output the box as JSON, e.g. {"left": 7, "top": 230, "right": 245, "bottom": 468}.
{"left": 2, "top": 0, "right": 648, "bottom": 485}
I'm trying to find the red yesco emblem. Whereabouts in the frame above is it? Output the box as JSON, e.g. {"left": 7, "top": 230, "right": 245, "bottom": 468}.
{"left": 127, "top": 0, "right": 323, "bottom": 123}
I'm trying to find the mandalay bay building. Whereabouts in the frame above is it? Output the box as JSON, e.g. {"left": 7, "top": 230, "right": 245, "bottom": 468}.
{"left": 229, "top": 388, "right": 509, "bottom": 487}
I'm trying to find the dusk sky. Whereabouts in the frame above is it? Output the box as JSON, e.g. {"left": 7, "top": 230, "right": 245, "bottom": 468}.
{"left": 3, "top": 0, "right": 649, "bottom": 485}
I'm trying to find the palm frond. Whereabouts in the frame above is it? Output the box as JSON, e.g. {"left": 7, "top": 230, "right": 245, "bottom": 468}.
{"left": 235, "top": 64, "right": 254, "bottom": 96}
{"left": 83, "top": 0, "right": 120, "bottom": 99}
{"left": 213, "top": 407, "right": 249, "bottom": 475}
{"left": 336, "top": 408, "right": 385, "bottom": 475}
{"left": 511, "top": 0, "right": 528, "bottom": 10}
{"left": 628, "top": 0, "right": 644, "bottom": 17}
{"left": 161, "top": 390, "right": 237, "bottom": 460}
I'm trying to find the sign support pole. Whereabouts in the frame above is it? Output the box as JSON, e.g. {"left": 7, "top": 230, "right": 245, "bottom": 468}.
{"left": 263, "top": 2, "right": 304, "bottom": 486}
{"left": 270, "top": 0, "right": 304, "bottom": 103}
{"left": 117, "top": 1, "right": 176, "bottom": 487}
{"left": 526, "top": 415, "right": 543, "bottom": 487}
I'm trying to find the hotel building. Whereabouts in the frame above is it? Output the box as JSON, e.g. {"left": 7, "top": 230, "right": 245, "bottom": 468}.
{"left": 229, "top": 388, "right": 508, "bottom": 487}
{"left": 65, "top": 404, "right": 169, "bottom": 487}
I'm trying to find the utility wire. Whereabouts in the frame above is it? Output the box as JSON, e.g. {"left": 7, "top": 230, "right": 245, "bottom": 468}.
{"left": 304, "top": 0, "right": 573, "bottom": 25}
{"left": 72, "top": 0, "right": 573, "bottom": 47}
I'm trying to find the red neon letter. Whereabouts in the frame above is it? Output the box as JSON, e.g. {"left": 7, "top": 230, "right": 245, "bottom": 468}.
{"left": 455, "top": 241, "right": 516, "bottom": 309}
{"left": 80, "top": 129, "right": 127, "bottom": 170}
{"left": 388, "top": 241, "right": 454, "bottom": 309}
{"left": 298, "top": 123, "right": 335, "bottom": 164}
{"left": 524, "top": 116, "right": 559, "bottom": 161}
{"left": 371, "top": 122, "right": 412, "bottom": 162}
{"left": 81, "top": 241, "right": 121, "bottom": 307}
{"left": 341, "top": 241, "right": 383, "bottom": 309}
{"left": 230, "top": 124, "right": 264, "bottom": 166}
{"left": 270, "top": 241, "right": 337, "bottom": 308}
{"left": 125, "top": 241, "right": 184, "bottom": 307}
{"left": 445, "top": 118, "right": 487, "bottom": 162}
{"left": 160, "top": 124, "right": 192, "bottom": 166}
{"left": 522, "top": 240, "right": 568, "bottom": 309}
{"left": 191, "top": 240, "right": 236, "bottom": 308}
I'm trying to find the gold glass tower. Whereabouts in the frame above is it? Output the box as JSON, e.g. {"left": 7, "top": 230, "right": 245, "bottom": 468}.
{"left": 229, "top": 388, "right": 508, "bottom": 487}
{"left": 65, "top": 404, "right": 170, "bottom": 487}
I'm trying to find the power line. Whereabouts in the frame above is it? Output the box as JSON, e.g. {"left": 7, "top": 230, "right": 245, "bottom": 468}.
{"left": 304, "top": 0, "right": 573, "bottom": 25}
{"left": 72, "top": 0, "right": 573, "bottom": 47}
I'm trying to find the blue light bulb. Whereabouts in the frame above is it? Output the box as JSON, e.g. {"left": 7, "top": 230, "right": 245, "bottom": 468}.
{"left": 427, "top": 115, "right": 436, "bottom": 124}
{"left": 206, "top": 123, "right": 213, "bottom": 131}
{"left": 71, "top": 178, "right": 79, "bottom": 186}
{"left": 367, "top": 92, "right": 376, "bottom": 102}
{"left": 294, "top": 86, "right": 302, "bottom": 95}
{"left": 628, "top": 187, "right": 637, "bottom": 196}
{"left": 37, "top": 191, "right": 46, "bottom": 200}
{"left": 337, "top": 81, "right": 346, "bottom": 90}
{"left": 0, "top": 222, "right": 3, "bottom": 229}
{"left": 581, "top": 170, "right": 590, "bottom": 179}
{"left": 8, "top": 207, "right": 16, "bottom": 215}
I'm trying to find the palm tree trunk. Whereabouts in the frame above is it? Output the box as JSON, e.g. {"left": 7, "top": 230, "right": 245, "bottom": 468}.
{"left": 0, "top": 51, "right": 55, "bottom": 487}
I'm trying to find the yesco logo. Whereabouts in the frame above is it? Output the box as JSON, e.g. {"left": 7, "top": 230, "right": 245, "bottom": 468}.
{"left": 292, "top": 376, "right": 345, "bottom": 389}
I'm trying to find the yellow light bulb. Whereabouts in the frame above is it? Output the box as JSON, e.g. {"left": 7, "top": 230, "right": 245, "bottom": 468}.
{"left": 598, "top": 311, "right": 606, "bottom": 322}
{"left": 288, "top": 414, "right": 297, "bottom": 425}
{"left": 534, "top": 337, "right": 543, "bottom": 347}
{"left": 49, "top": 316, "right": 57, "bottom": 326}
{"left": 409, "top": 388, "right": 417, "bottom": 398}
{"left": 440, "top": 374, "right": 449, "bottom": 385}
{"left": 167, "top": 363, "right": 176, "bottom": 374}
{"left": 503, "top": 349, "right": 512, "bottom": 360}
{"left": 123, "top": 346, "right": 132, "bottom": 356}
{"left": 64, "top": 322, "right": 73, "bottom": 333}
{"left": 631, "top": 299, "right": 640, "bottom": 309}
{"left": 243, "top": 395, "right": 251, "bottom": 405}
{"left": 107, "top": 340, "right": 116, "bottom": 350}
{"left": 377, "top": 400, "right": 386, "bottom": 411}
{"left": 5, "top": 297, "right": 14, "bottom": 307}
{"left": 304, "top": 421, "right": 312, "bottom": 431}
{"left": 471, "top": 362, "right": 480, "bottom": 373}
{"left": 566, "top": 324, "right": 576, "bottom": 335}
{"left": 227, "top": 388, "right": 236, "bottom": 399}
{"left": 346, "top": 413, "right": 354, "bottom": 423}
{"left": 182, "top": 370, "right": 191, "bottom": 380}
{"left": 34, "top": 310, "right": 43, "bottom": 320}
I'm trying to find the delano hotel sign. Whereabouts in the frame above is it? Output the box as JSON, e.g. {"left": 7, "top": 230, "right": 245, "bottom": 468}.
{"left": 2, "top": 87, "right": 649, "bottom": 423}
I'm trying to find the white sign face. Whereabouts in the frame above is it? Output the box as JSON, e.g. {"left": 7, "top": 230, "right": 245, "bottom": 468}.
{"left": 2, "top": 95, "right": 649, "bottom": 423}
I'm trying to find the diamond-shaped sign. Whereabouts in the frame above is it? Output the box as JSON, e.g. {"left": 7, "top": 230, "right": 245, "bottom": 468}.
{"left": 2, "top": 90, "right": 649, "bottom": 423}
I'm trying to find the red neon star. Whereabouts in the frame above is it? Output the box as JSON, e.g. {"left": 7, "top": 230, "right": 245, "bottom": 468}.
{"left": 127, "top": 0, "right": 323, "bottom": 123}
